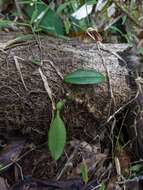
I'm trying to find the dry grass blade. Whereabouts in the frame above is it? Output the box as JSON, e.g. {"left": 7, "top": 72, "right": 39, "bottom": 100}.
{"left": 39, "top": 67, "right": 55, "bottom": 110}
{"left": 13, "top": 56, "right": 28, "bottom": 91}
{"left": 0, "top": 41, "right": 13, "bottom": 50}
{"left": 115, "top": 157, "right": 121, "bottom": 177}
{"left": 44, "top": 60, "right": 63, "bottom": 80}
{"left": 86, "top": 27, "right": 116, "bottom": 112}
{"left": 0, "top": 35, "right": 34, "bottom": 51}
{"left": 106, "top": 89, "right": 139, "bottom": 124}
{"left": 0, "top": 39, "right": 21, "bottom": 51}
{"left": 0, "top": 177, "right": 8, "bottom": 190}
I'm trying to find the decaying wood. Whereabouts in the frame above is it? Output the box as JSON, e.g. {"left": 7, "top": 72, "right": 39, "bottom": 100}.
{"left": 120, "top": 47, "right": 143, "bottom": 158}
{"left": 0, "top": 32, "right": 132, "bottom": 142}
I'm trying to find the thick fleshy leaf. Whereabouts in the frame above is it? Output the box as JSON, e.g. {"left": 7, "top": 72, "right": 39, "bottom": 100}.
{"left": 48, "top": 108, "right": 66, "bottom": 160}
{"left": 64, "top": 69, "right": 105, "bottom": 85}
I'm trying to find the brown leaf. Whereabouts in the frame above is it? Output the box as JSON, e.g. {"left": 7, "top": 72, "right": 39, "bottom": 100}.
{"left": 0, "top": 140, "right": 25, "bottom": 171}
{"left": 0, "top": 177, "right": 8, "bottom": 190}
{"left": 118, "top": 150, "right": 130, "bottom": 176}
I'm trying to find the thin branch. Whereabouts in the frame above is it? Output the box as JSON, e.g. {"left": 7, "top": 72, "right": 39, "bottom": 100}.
{"left": 113, "top": 0, "right": 143, "bottom": 29}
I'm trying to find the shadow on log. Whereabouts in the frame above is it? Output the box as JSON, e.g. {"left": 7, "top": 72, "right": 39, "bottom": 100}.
{"left": 0, "top": 32, "right": 132, "bottom": 143}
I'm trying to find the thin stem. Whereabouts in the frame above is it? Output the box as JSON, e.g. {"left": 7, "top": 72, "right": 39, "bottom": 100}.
{"left": 113, "top": 0, "right": 143, "bottom": 29}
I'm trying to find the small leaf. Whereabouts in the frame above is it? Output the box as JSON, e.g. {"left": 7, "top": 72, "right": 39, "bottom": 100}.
{"left": 95, "top": 0, "right": 107, "bottom": 12}
{"left": 80, "top": 159, "right": 89, "bottom": 184}
{"left": 14, "top": 34, "right": 34, "bottom": 42}
{"left": 64, "top": 69, "right": 105, "bottom": 85}
{"left": 24, "top": 0, "right": 64, "bottom": 36}
{"left": 64, "top": 18, "right": 71, "bottom": 34}
{"left": 71, "top": 3, "right": 93, "bottom": 20}
{"left": 0, "top": 19, "right": 14, "bottom": 29}
{"left": 138, "top": 48, "right": 143, "bottom": 56}
{"left": 107, "top": 3, "right": 115, "bottom": 17}
{"left": 99, "top": 183, "right": 106, "bottom": 190}
{"left": 48, "top": 102, "right": 66, "bottom": 160}
{"left": 129, "top": 164, "right": 143, "bottom": 173}
{"left": 30, "top": 8, "right": 38, "bottom": 24}
{"left": 56, "top": 101, "right": 65, "bottom": 111}
{"left": 56, "top": 1, "right": 72, "bottom": 14}
{"left": 31, "top": 59, "right": 41, "bottom": 65}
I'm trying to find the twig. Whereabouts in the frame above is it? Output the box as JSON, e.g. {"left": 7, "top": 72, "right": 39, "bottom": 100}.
{"left": 86, "top": 27, "right": 127, "bottom": 64}
{"left": 104, "top": 15, "right": 123, "bottom": 31}
{"left": 98, "top": 42, "right": 127, "bottom": 64}
{"left": 105, "top": 89, "right": 139, "bottom": 124}
{"left": 0, "top": 142, "right": 48, "bottom": 172}
{"left": 0, "top": 35, "right": 34, "bottom": 51}
{"left": 15, "top": 163, "right": 24, "bottom": 181}
{"left": 86, "top": 28, "right": 116, "bottom": 115}
{"left": 109, "top": 118, "right": 117, "bottom": 159}
{"left": 97, "top": 42, "right": 116, "bottom": 110}
{"left": 43, "top": 60, "right": 63, "bottom": 80}
{"left": 56, "top": 147, "right": 79, "bottom": 180}
{"left": 113, "top": 0, "right": 143, "bottom": 29}
{"left": 13, "top": 56, "right": 28, "bottom": 91}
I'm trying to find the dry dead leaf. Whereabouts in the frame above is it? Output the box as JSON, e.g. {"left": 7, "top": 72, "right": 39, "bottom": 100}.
{"left": 0, "top": 177, "right": 8, "bottom": 190}
{"left": 39, "top": 68, "right": 55, "bottom": 110}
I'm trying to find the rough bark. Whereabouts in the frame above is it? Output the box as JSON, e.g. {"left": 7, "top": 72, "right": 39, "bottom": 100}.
{"left": 120, "top": 47, "right": 143, "bottom": 158}
{"left": 0, "top": 32, "right": 131, "bottom": 142}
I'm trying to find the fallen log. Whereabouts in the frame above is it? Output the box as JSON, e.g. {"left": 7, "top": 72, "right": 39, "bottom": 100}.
{"left": 0, "top": 32, "right": 132, "bottom": 143}
{"left": 119, "top": 48, "right": 143, "bottom": 158}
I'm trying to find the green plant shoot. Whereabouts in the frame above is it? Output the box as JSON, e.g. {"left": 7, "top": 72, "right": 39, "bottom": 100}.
{"left": 48, "top": 101, "right": 66, "bottom": 160}
{"left": 80, "top": 159, "right": 89, "bottom": 184}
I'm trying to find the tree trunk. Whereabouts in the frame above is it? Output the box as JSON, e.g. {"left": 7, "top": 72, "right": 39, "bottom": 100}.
{"left": 0, "top": 32, "right": 132, "bottom": 142}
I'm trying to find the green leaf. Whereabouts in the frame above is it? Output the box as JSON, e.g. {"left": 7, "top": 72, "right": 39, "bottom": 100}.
{"left": 31, "top": 59, "right": 41, "bottom": 65}
{"left": 99, "top": 183, "right": 106, "bottom": 190}
{"left": 64, "top": 69, "right": 105, "bottom": 85}
{"left": 109, "top": 26, "right": 128, "bottom": 41}
{"left": 56, "top": 101, "right": 65, "bottom": 111}
{"left": 48, "top": 102, "right": 66, "bottom": 160}
{"left": 0, "top": 19, "right": 14, "bottom": 29}
{"left": 14, "top": 34, "right": 34, "bottom": 42}
{"left": 129, "top": 163, "right": 143, "bottom": 173}
{"left": 56, "top": 1, "right": 72, "bottom": 14}
{"left": 80, "top": 160, "right": 89, "bottom": 184}
{"left": 23, "top": 0, "right": 64, "bottom": 36}
{"left": 30, "top": 7, "right": 38, "bottom": 24}
{"left": 64, "top": 18, "right": 71, "bottom": 34}
{"left": 0, "top": 164, "right": 4, "bottom": 171}
{"left": 138, "top": 48, "right": 143, "bottom": 56}
{"left": 86, "top": 0, "right": 97, "bottom": 5}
